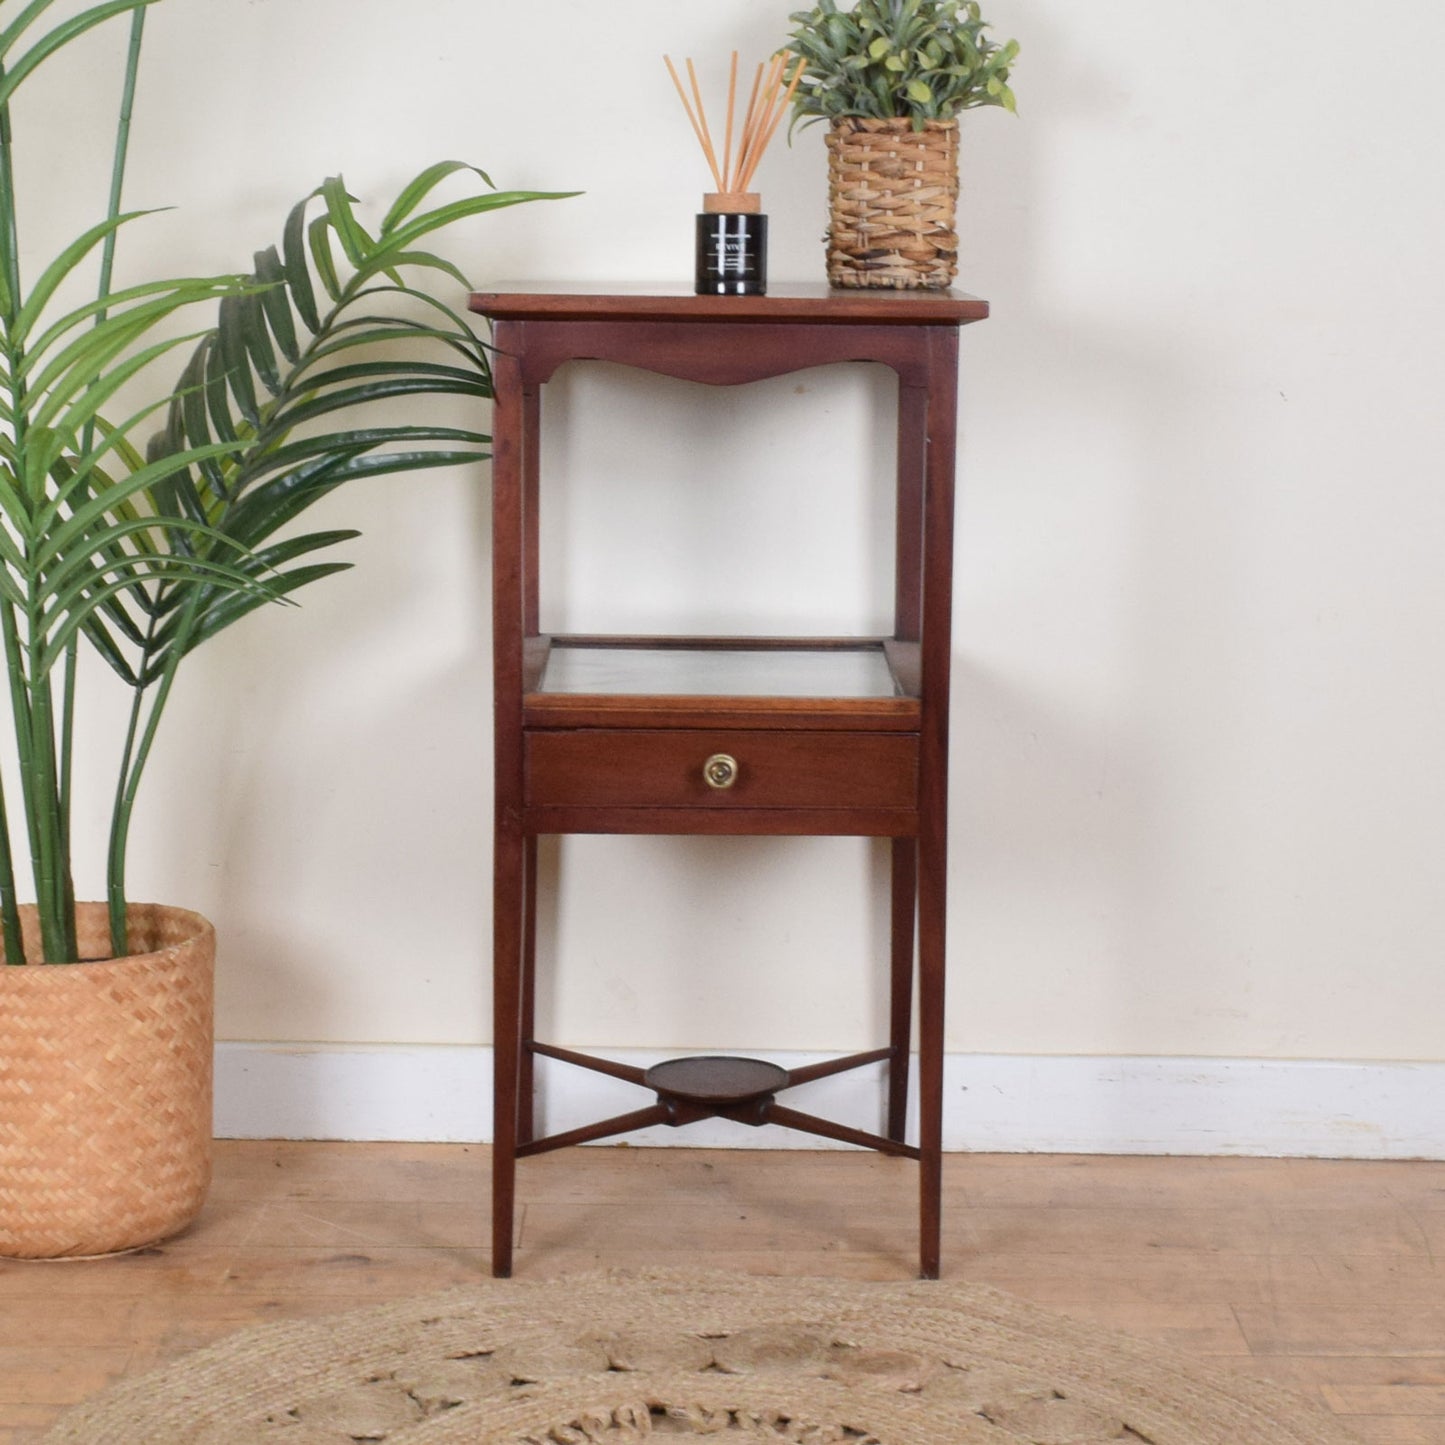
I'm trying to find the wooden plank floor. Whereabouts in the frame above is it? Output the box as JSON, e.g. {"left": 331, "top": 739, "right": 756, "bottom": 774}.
{"left": 2, "top": 1144, "right": 1443, "bottom": 1442}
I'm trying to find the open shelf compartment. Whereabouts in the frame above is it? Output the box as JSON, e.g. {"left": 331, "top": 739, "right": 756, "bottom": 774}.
{"left": 523, "top": 635, "right": 922, "bottom": 731}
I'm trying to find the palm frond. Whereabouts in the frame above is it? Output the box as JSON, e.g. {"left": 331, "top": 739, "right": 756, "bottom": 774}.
{"left": 0, "top": 0, "right": 157, "bottom": 110}
{"left": 0, "top": 123, "right": 574, "bottom": 960}
{"left": 138, "top": 167, "right": 574, "bottom": 641}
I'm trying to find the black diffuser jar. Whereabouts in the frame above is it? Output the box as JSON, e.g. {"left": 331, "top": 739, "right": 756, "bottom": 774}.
{"left": 696, "top": 195, "right": 767, "bottom": 296}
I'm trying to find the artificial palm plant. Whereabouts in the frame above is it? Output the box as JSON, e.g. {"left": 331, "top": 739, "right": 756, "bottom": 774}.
{"left": 0, "top": 0, "right": 570, "bottom": 967}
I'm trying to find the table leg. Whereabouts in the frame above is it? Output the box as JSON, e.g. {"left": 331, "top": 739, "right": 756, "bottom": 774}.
{"left": 491, "top": 823, "right": 524, "bottom": 1277}
{"left": 518, "top": 835, "right": 539, "bottom": 1145}
{"left": 888, "top": 837, "right": 917, "bottom": 1143}
{"left": 490, "top": 333, "right": 527, "bottom": 1278}
{"left": 916, "top": 327, "right": 958, "bottom": 1281}
{"left": 917, "top": 823, "right": 945, "bottom": 1280}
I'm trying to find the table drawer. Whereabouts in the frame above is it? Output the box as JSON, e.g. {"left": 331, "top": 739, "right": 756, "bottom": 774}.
{"left": 526, "top": 729, "right": 918, "bottom": 810}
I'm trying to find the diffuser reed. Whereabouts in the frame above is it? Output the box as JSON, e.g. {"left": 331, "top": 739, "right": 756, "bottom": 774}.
{"left": 664, "top": 50, "right": 802, "bottom": 294}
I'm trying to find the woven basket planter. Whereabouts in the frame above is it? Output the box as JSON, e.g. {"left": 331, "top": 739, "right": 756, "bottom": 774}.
{"left": 0, "top": 902, "right": 214, "bottom": 1259}
{"left": 825, "top": 116, "right": 960, "bottom": 290}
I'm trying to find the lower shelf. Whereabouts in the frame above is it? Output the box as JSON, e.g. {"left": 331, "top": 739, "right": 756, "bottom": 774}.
{"left": 517, "top": 1044, "right": 921, "bottom": 1161}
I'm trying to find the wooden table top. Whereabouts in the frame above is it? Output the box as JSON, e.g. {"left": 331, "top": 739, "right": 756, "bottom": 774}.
{"left": 469, "top": 281, "right": 989, "bottom": 325}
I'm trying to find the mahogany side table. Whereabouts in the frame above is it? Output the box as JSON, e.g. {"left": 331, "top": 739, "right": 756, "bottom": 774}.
{"left": 469, "top": 283, "right": 989, "bottom": 1278}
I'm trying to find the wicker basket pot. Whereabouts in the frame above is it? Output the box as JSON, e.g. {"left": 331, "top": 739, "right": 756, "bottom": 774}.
{"left": 825, "top": 116, "right": 960, "bottom": 290}
{"left": 0, "top": 903, "right": 214, "bottom": 1259}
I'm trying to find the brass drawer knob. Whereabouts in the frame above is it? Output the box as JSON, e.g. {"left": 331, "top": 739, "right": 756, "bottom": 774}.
{"left": 703, "top": 753, "right": 739, "bottom": 790}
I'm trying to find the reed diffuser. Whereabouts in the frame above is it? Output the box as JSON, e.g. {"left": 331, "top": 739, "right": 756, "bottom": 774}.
{"left": 665, "top": 50, "right": 802, "bottom": 295}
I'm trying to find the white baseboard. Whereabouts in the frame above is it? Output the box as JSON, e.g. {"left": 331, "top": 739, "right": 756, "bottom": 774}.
{"left": 213, "top": 1044, "right": 1445, "bottom": 1159}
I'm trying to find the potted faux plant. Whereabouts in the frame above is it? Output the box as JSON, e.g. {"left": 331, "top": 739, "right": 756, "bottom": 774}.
{"left": 783, "top": 0, "right": 1018, "bottom": 288}
{"left": 0, "top": 0, "right": 569, "bottom": 1258}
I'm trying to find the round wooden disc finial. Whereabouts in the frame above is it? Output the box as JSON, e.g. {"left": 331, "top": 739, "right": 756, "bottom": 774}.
{"left": 704, "top": 191, "right": 762, "bottom": 214}
{"left": 644, "top": 1054, "right": 790, "bottom": 1104}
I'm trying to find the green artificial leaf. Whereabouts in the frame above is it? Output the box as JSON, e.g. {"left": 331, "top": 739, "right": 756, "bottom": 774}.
{"left": 378, "top": 189, "right": 579, "bottom": 255}
{"left": 320, "top": 176, "right": 373, "bottom": 269}
{"left": 29, "top": 324, "right": 215, "bottom": 439}
{"left": 220, "top": 446, "right": 485, "bottom": 552}
{"left": 252, "top": 247, "right": 300, "bottom": 364}
{"left": 19, "top": 280, "right": 244, "bottom": 388}
{"left": 307, "top": 213, "right": 343, "bottom": 303}
{"left": 0, "top": 0, "right": 157, "bottom": 109}
{"left": 44, "top": 514, "right": 255, "bottom": 600}
{"left": 235, "top": 287, "right": 281, "bottom": 396}
{"left": 173, "top": 346, "right": 225, "bottom": 493}
{"left": 21, "top": 275, "right": 233, "bottom": 365}
{"left": 33, "top": 438, "right": 247, "bottom": 572}
{"left": 282, "top": 192, "right": 322, "bottom": 335}
{"left": 161, "top": 561, "right": 354, "bottom": 666}
{"left": 39, "top": 552, "right": 276, "bottom": 675}
{"left": 272, "top": 373, "right": 486, "bottom": 436}
{"left": 11, "top": 209, "right": 157, "bottom": 342}
{"left": 380, "top": 160, "right": 494, "bottom": 235}
{"left": 201, "top": 335, "right": 238, "bottom": 444}
{"left": 79, "top": 612, "right": 140, "bottom": 684}
{"left": 785, "top": 0, "right": 1018, "bottom": 122}
{"left": 345, "top": 247, "right": 471, "bottom": 291}
{"left": 61, "top": 386, "right": 210, "bottom": 507}
{"left": 216, "top": 294, "right": 261, "bottom": 425}
{"left": 0, "top": 0, "right": 68, "bottom": 59}
{"left": 227, "top": 424, "right": 481, "bottom": 485}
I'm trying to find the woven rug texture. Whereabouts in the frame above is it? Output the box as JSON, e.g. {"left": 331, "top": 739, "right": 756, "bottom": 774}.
{"left": 43, "top": 1269, "right": 1360, "bottom": 1443}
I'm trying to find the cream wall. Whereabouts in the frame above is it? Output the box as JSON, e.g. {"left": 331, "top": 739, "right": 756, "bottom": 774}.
{"left": 24, "top": 1, "right": 1445, "bottom": 1067}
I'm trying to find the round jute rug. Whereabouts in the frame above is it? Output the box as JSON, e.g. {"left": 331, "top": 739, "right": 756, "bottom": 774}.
{"left": 43, "top": 1270, "right": 1359, "bottom": 1444}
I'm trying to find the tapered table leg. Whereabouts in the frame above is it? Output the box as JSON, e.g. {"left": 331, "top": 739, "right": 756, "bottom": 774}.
{"left": 888, "top": 837, "right": 917, "bottom": 1143}
{"left": 490, "top": 333, "right": 527, "bottom": 1279}
{"left": 916, "top": 326, "right": 958, "bottom": 1280}
{"left": 518, "top": 835, "right": 539, "bottom": 1145}
{"left": 916, "top": 823, "right": 945, "bottom": 1280}
{"left": 491, "top": 823, "right": 525, "bottom": 1277}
